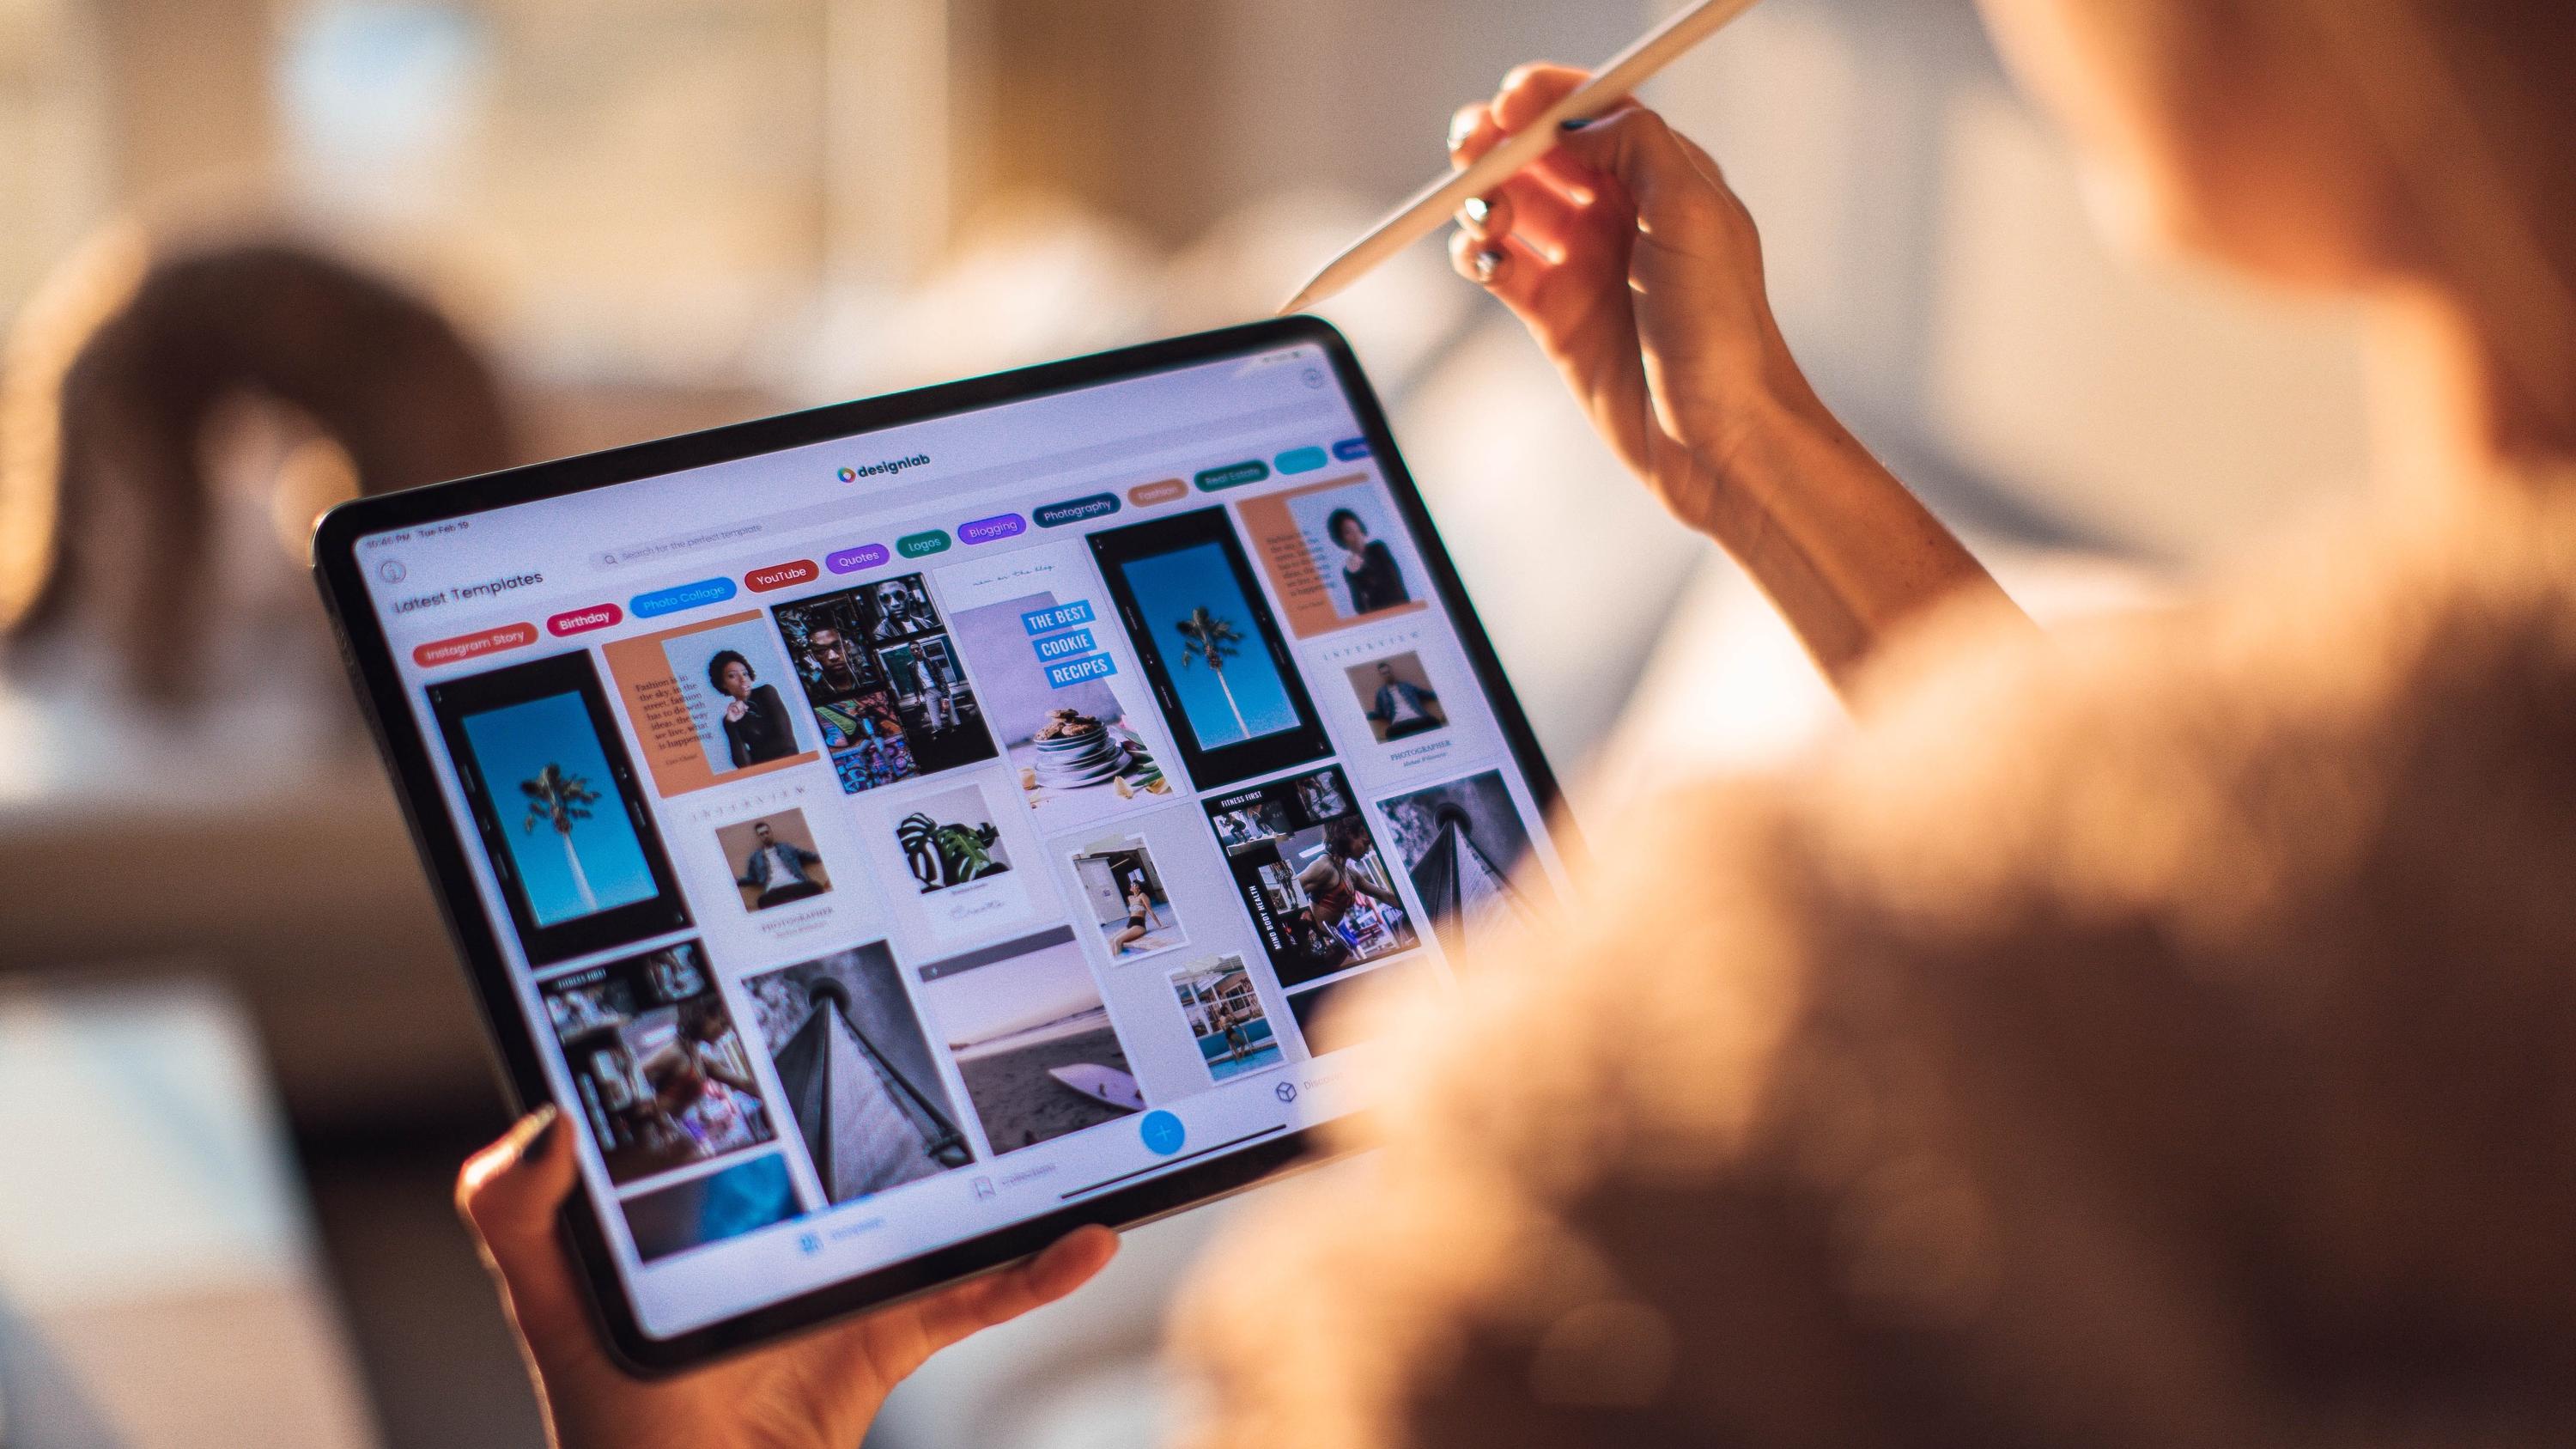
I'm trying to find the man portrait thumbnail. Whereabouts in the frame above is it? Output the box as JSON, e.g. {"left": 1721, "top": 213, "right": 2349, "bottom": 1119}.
{"left": 1348, "top": 652, "right": 1445, "bottom": 742}
{"left": 720, "top": 810, "right": 832, "bottom": 911}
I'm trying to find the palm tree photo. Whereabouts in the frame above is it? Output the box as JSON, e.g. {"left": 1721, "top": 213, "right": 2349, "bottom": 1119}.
{"left": 521, "top": 763, "right": 604, "bottom": 915}
{"left": 1175, "top": 606, "right": 1250, "bottom": 740}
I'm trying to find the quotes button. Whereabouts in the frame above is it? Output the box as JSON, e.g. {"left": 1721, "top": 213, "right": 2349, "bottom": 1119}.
{"left": 825, "top": 544, "right": 890, "bottom": 574}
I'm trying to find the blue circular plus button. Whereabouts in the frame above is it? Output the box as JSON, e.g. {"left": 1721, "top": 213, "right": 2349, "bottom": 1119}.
{"left": 1139, "top": 1110, "right": 1185, "bottom": 1155}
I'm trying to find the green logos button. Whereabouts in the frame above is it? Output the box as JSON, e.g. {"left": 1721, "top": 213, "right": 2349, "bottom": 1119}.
{"left": 1194, "top": 460, "right": 1270, "bottom": 492}
{"left": 896, "top": 529, "right": 951, "bottom": 558}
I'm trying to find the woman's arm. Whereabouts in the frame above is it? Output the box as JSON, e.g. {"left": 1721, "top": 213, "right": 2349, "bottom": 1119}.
{"left": 1449, "top": 65, "right": 2025, "bottom": 698}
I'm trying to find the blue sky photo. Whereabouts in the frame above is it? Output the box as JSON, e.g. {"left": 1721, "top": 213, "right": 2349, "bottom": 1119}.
{"left": 461, "top": 692, "right": 659, "bottom": 927}
{"left": 1121, "top": 541, "right": 1300, "bottom": 747}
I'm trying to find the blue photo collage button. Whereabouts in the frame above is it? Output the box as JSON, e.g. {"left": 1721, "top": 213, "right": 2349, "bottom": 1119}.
{"left": 629, "top": 576, "right": 738, "bottom": 618}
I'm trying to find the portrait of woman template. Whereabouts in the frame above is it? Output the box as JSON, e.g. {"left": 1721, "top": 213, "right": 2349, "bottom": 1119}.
{"left": 1327, "top": 507, "right": 1408, "bottom": 616}
{"left": 707, "top": 649, "right": 797, "bottom": 769}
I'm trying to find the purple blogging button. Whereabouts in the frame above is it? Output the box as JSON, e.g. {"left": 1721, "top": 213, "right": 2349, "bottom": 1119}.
{"left": 958, "top": 513, "right": 1028, "bottom": 545}
{"left": 825, "top": 544, "right": 890, "bottom": 574}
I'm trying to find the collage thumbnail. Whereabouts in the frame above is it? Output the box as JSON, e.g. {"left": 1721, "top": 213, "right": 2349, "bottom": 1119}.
{"left": 948, "top": 589, "right": 1169, "bottom": 823}
{"left": 1345, "top": 650, "right": 1445, "bottom": 743}
{"left": 1069, "top": 836, "right": 1186, "bottom": 960}
{"left": 1205, "top": 765, "right": 1418, "bottom": 989}
{"left": 744, "top": 944, "right": 972, "bottom": 1204}
{"left": 1169, "top": 954, "right": 1281, "bottom": 1082}
{"left": 769, "top": 575, "right": 998, "bottom": 794}
{"left": 915, "top": 926, "right": 1142, "bottom": 1154}
{"left": 1375, "top": 771, "right": 1549, "bottom": 960}
{"left": 715, "top": 808, "right": 833, "bottom": 912}
{"left": 539, "top": 941, "right": 773, "bottom": 1185}
{"left": 427, "top": 649, "right": 692, "bottom": 967}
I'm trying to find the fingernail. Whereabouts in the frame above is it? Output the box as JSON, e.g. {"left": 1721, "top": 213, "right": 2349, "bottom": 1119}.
{"left": 1461, "top": 196, "right": 1491, "bottom": 226}
{"left": 520, "top": 1104, "right": 562, "bottom": 1162}
{"left": 1559, "top": 117, "right": 1595, "bottom": 132}
{"left": 1473, "top": 248, "right": 1506, "bottom": 284}
{"left": 1448, "top": 111, "right": 1478, "bottom": 149}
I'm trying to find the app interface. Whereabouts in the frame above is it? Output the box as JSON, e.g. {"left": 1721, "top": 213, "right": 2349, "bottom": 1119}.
{"left": 355, "top": 343, "right": 1565, "bottom": 1336}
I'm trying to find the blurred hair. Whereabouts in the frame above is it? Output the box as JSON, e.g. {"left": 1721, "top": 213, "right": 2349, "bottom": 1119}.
{"left": 707, "top": 648, "right": 754, "bottom": 692}
{"left": 2292, "top": 0, "right": 2576, "bottom": 432}
{"left": 0, "top": 233, "right": 514, "bottom": 689}
{"left": 1327, "top": 507, "right": 1366, "bottom": 540}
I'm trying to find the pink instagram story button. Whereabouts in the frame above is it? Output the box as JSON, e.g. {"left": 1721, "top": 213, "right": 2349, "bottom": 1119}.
{"left": 546, "top": 603, "right": 623, "bottom": 636}
{"left": 414, "top": 622, "right": 538, "bottom": 667}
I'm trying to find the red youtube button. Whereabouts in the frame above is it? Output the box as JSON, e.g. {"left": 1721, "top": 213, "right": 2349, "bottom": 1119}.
{"left": 745, "top": 559, "right": 819, "bottom": 592}
{"left": 547, "top": 603, "right": 623, "bottom": 636}
{"left": 413, "top": 623, "right": 538, "bottom": 668}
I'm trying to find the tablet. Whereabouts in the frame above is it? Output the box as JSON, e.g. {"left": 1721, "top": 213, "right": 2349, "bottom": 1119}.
{"left": 313, "top": 317, "right": 1570, "bottom": 1372}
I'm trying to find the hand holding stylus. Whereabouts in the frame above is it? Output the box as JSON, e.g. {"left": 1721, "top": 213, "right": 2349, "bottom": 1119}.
{"left": 1449, "top": 65, "right": 2021, "bottom": 691}
{"left": 458, "top": 1107, "right": 1118, "bottom": 1449}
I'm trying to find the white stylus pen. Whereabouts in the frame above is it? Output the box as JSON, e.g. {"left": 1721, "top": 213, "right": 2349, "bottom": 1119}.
{"left": 1276, "top": 0, "right": 1764, "bottom": 316}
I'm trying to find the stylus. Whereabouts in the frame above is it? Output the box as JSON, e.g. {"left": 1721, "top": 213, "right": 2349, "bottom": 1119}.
{"left": 1273, "top": 0, "right": 1763, "bottom": 317}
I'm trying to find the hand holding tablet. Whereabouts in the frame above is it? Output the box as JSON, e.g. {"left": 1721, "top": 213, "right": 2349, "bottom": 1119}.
{"left": 455, "top": 1106, "right": 1118, "bottom": 1445}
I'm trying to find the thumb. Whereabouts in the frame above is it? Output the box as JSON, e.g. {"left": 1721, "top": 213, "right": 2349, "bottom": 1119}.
{"left": 457, "top": 1105, "right": 601, "bottom": 1368}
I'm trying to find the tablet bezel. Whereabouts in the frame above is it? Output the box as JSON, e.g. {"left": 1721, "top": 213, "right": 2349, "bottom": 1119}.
{"left": 311, "top": 315, "right": 1565, "bottom": 1375}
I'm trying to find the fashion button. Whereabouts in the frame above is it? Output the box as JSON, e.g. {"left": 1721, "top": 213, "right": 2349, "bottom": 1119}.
{"left": 545, "top": 603, "right": 623, "bottom": 636}
{"left": 744, "top": 559, "right": 819, "bottom": 592}
{"left": 413, "top": 622, "right": 537, "bottom": 668}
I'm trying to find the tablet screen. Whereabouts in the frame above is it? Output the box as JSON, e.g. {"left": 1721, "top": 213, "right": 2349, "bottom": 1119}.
{"left": 347, "top": 338, "right": 1567, "bottom": 1339}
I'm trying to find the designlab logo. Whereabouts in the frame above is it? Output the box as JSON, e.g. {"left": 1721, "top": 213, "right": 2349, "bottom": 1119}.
{"left": 835, "top": 454, "right": 931, "bottom": 484}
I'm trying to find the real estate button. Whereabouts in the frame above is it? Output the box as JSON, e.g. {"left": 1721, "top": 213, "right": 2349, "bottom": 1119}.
{"left": 744, "top": 559, "right": 818, "bottom": 592}
{"left": 412, "top": 622, "right": 537, "bottom": 668}
{"left": 1194, "top": 460, "right": 1268, "bottom": 492}
{"left": 545, "top": 603, "right": 623, "bottom": 636}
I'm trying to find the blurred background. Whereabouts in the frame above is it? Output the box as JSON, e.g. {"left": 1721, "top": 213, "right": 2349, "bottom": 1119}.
{"left": 0, "top": 0, "right": 2374, "bottom": 1444}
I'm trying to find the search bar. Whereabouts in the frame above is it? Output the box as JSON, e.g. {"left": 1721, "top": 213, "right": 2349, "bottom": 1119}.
{"left": 594, "top": 398, "right": 1346, "bottom": 570}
